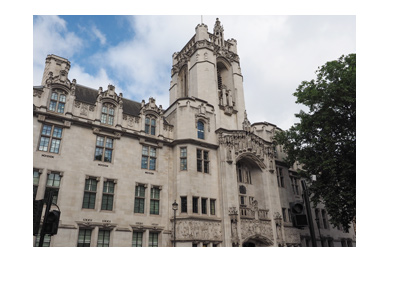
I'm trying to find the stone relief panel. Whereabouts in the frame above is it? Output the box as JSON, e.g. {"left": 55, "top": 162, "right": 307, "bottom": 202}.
{"left": 240, "top": 219, "right": 273, "bottom": 242}
{"left": 175, "top": 219, "right": 222, "bottom": 241}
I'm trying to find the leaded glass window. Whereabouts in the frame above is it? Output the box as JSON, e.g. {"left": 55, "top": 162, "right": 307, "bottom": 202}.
{"left": 101, "top": 181, "right": 115, "bottom": 211}
{"left": 132, "top": 232, "right": 143, "bottom": 247}
{"left": 82, "top": 178, "right": 97, "bottom": 209}
{"left": 180, "top": 147, "right": 187, "bottom": 171}
{"left": 97, "top": 230, "right": 110, "bottom": 247}
{"left": 134, "top": 185, "right": 145, "bottom": 213}
{"left": 141, "top": 146, "right": 156, "bottom": 170}
{"left": 49, "top": 91, "right": 66, "bottom": 114}
{"left": 150, "top": 186, "right": 160, "bottom": 215}
{"left": 197, "top": 121, "right": 205, "bottom": 139}
{"left": 101, "top": 104, "right": 115, "bottom": 126}
{"left": 149, "top": 232, "right": 158, "bottom": 247}
{"left": 77, "top": 229, "right": 92, "bottom": 247}
{"left": 94, "top": 135, "right": 113, "bottom": 162}
{"left": 45, "top": 172, "right": 61, "bottom": 204}
{"left": 145, "top": 116, "right": 156, "bottom": 135}
{"left": 39, "top": 124, "right": 63, "bottom": 154}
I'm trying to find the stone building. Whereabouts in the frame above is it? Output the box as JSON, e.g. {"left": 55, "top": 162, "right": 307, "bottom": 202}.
{"left": 33, "top": 18, "right": 356, "bottom": 247}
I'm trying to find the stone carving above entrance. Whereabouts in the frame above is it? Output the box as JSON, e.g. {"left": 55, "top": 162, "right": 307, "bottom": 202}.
{"left": 175, "top": 219, "right": 222, "bottom": 241}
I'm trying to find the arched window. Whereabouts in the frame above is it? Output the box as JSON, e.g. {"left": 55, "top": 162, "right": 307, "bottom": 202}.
{"left": 49, "top": 90, "right": 66, "bottom": 113}
{"left": 237, "top": 162, "right": 252, "bottom": 184}
{"left": 197, "top": 121, "right": 205, "bottom": 139}
{"left": 101, "top": 103, "right": 115, "bottom": 125}
{"left": 145, "top": 116, "right": 156, "bottom": 135}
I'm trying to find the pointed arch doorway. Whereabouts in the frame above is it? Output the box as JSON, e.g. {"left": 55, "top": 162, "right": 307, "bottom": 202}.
{"left": 242, "top": 235, "right": 273, "bottom": 247}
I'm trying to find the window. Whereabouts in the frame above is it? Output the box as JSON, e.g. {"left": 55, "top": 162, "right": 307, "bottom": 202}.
{"left": 197, "top": 149, "right": 209, "bottom": 173}
{"left": 347, "top": 240, "right": 353, "bottom": 247}
{"left": 201, "top": 198, "right": 207, "bottom": 214}
{"left": 150, "top": 186, "right": 160, "bottom": 215}
{"left": 45, "top": 172, "right": 61, "bottom": 204}
{"left": 210, "top": 199, "right": 216, "bottom": 215}
{"left": 197, "top": 121, "right": 205, "bottom": 139}
{"left": 180, "top": 147, "right": 187, "bottom": 171}
{"left": 341, "top": 240, "right": 347, "bottom": 247}
{"left": 237, "top": 162, "right": 251, "bottom": 184}
{"left": 328, "top": 240, "right": 334, "bottom": 247}
{"left": 276, "top": 167, "right": 284, "bottom": 187}
{"left": 290, "top": 176, "right": 300, "bottom": 195}
{"left": 288, "top": 208, "right": 292, "bottom": 222}
{"left": 39, "top": 124, "right": 63, "bottom": 154}
{"left": 33, "top": 169, "right": 41, "bottom": 200}
{"left": 192, "top": 197, "right": 199, "bottom": 213}
{"left": 192, "top": 243, "right": 198, "bottom": 247}
{"left": 49, "top": 91, "right": 66, "bottom": 113}
{"left": 82, "top": 178, "right": 97, "bottom": 209}
{"left": 77, "top": 229, "right": 92, "bottom": 247}
{"left": 132, "top": 232, "right": 143, "bottom": 247}
{"left": 145, "top": 116, "right": 156, "bottom": 135}
{"left": 134, "top": 184, "right": 145, "bottom": 213}
{"left": 94, "top": 136, "right": 113, "bottom": 162}
{"left": 141, "top": 146, "right": 157, "bottom": 170}
{"left": 97, "top": 230, "right": 110, "bottom": 247}
{"left": 240, "top": 195, "right": 246, "bottom": 206}
{"left": 181, "top": 196, "right": 187, "bottom": 213}
{"left": 101, "top": 180, "right": 115, "bottom": 211}
{"left": 101, "top": 103, "right": 115, "bottom": 125}
{"left": 149, "top": 232, "right": 158, "bottom": 247}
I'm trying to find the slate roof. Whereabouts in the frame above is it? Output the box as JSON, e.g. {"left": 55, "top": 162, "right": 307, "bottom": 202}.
{"left": 74, "top": 84, "right": 141, "bottom": 117}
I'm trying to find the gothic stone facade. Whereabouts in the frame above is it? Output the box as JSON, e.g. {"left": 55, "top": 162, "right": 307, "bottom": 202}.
{"left": 33, "top": 19, "right": 356, "bottom": 247}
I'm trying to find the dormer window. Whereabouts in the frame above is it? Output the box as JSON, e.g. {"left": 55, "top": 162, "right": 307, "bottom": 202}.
{"left": 101, "top": 104, "right": 115, "bottom": 125}
{"left": 145, "top": 116, "right": 156, "bottom": 135}
{"left": 49, "top": 91, "right": 66, "bottom": 113}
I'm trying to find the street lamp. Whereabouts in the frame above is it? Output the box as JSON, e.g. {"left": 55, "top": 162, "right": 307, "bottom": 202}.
{"left": 172, "top": 200, "right": 178, "bottom": 247}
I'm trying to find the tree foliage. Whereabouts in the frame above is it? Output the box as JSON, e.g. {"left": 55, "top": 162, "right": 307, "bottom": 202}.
{"left": 274, "top": 54, "right": 356, "bottom": 232}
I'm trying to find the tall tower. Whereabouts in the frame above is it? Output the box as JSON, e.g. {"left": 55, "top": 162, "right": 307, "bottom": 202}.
{"left": 169, "top": 18, "right": 246, "bottom": 131}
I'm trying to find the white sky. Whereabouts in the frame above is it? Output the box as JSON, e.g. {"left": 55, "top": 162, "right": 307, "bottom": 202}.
{"left": 33, "top": 15, "right": 355, "bottom": 130}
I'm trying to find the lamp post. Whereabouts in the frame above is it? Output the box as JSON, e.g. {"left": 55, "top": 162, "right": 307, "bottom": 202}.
{"left": 172, "top": 200, "right": 178, "bottom": 247}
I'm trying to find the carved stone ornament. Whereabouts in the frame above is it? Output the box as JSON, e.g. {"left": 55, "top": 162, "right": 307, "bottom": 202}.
{"left": 175, "top": 220, "right": 222, "bottom": 241}
{"left": 217, "top": 130, "right": 269, "bottom": 168}
{"left": 240, "top": 219, "right": 273, "bottom": 243}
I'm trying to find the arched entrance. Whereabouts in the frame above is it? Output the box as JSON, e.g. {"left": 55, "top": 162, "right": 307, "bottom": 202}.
{"left": 242, "top": 235, "right": 273, "bottom": 247}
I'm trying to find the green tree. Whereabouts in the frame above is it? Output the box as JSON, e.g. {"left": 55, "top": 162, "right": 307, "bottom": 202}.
{"left": 274, "top": 54, "right": 356, "bottom": 232}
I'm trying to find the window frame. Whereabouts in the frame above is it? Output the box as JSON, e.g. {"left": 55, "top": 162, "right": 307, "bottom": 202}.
{"left": 210, "top": 199, "right": 216, "bottom": 215}
{"left": 141, "top": 145, "right": 157, "bottom": 170}
{"left": 134, "top": 184, "right": 146, "bottom": 214}
{"left": 150, "top": 186, "right": 161, "bottom": 215}
{"left": 192, "top": 197, "right": 199, "bottom": 214}
{"left": 49, "top": 90, "right": 66, "bottom": 114}
{"left": 82, "top": 177, "right": 98, "bottom": 209}
{"left": 181, "top": 196, "right": 187, "bottom": 213}
{"left": 100, "top": 103, "right": 115, "bottom": 126}
{"left": 145, "top": 116, "right": 156, "bottom": 135}
{"left": 77, "top": 229, "right": 92, "bottom": 247}
{"left": 149, "top": 232, "right": 159, "bottom": 247}
{"left": 132, "top": 231, "right": 143, "bottom": 247}
{"left": 101, "top": 180, "right": 115, "bottom": 211}
{"left": 196, "top": 149, "right": 209, "bottom": 174}
{"left": 180, "top": 147, "right": 187, "bottom": 171}
{"left": 97, "top": 229, "right": 111, "bottom": 247}
{"left": 276, "top": 167, "right": 285, "bottom": 187}
{"left": 197, "top": 120, "right": 205, "bottom": 139}
{"left": 94, "top": 135, "right": 114, "bottom": 163}
{"left": 38, "top": 124, "right": 63, "bottom": 154}
{"left": 201, "top": 198, "right": 207, "bottom": 214}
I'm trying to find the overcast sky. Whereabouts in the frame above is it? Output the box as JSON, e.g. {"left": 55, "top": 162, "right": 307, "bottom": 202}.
{"left": 33, "top": 15, "right": 355, "bottom": 130}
